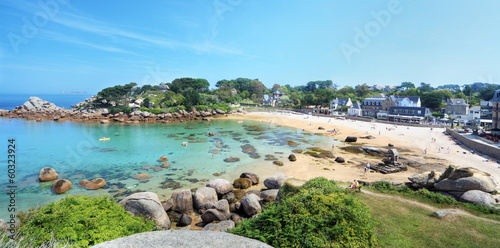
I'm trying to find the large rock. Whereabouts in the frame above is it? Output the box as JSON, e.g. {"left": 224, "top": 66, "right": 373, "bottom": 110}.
{"left": 240, "top": 193, "right": 262, "bottom": 217}
{"left": 240, "top": 172, "right": 259, "bottom": 185}
{"left": 201, "top": 199, "right": 231, "bottom": 224}
{"left": 448, "top": 168, "right": 475, "bottom": 180}
{"left": 434, "top": 176, "right": 496, "bottom": 193}
{"left": 52, "top": 179, "right": 72, "bottom": 194}
{"left": 177, "top": 214, "right": 192, "bottom": 227}
{"left": 207, "top": 179, "right": 233, "bottom": 195}
{"left": 288, "top": 154, "right": 297, "bottom": 162}
{"left": 194, "top": 187, "right": 218, "bottom": 213}
{"left": 264, "top": 173, "right": 288, "bottom": 189}
{"left": 39, "top": 167, "right": 58, "bottom": 182}
{"left": 345, "top": 136, "right": 357, "bottom": 142}
{"left": 408, "top": 171, "right": 440, "bottom": 188}
{"left": 203, "top": 220, "right": 235, "bottom": 232}
{"left": 20, "top": 97, "right": 61, "bottom": 111}
{"left": 233, "top": 178, "right": 252, "bottom": 189}
{"left": 459, "top": 190, "right": 496, "bottom": 206}
{"left": 79, "top": 178, "right": 106, "bottom": 190}
{"left": 119, "top": 192, "right": 171, "bottom": 229}
{"left": 260, "top": 189, "right": 279, "bottom": 202}
{"left": 171, "top": 189, "right": 194, "bottom": 214}
{"left": 90, "top": 230, "right": 273, "bottom": 248}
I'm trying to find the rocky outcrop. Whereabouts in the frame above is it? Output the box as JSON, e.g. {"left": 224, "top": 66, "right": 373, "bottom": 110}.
{"left": 119, "top": 192, "right": 171, "bottom": 229}
{"left": 5, "top": 96, "right": 233, "bottom": 123}
{"left": 19, "top": 97, "right": 61, "bottom": 112}
{"left": 334, "top": 157, "right": 345, "bottom": 163}
{"left": 345, "top": 136, "right": 357, "bottom": 142}
{"left": 79, "top": 178, "right": 106, "bottom": 190}
{"left": 52, "top": 179, "right": 72, "bottom": 194}
{"left": 233, "top": 178, "right": 252, "bottom": 189}
{"left": 434, "top": 176, "right": 496, "bottom": 193}
{"left": 264, "top": 173, "right": 288, "bottom": 189}
{"left": 194, "top": 187, "right": 218, "bottom": 213}
{"left": 177, "top": 214, "right": 192, "bottom": 227}
{"left": 158, "top": 156, "right": 169, "bottom": 162}
{"left": 171, "top": 189, "right": 194, "bottom": 214}
{"left": 90, "top": 230, "right": 273, "bottom": 248}
{"left": 201, "top": 200, "right": 230, "bottom": 223}
{"left": 39, "top": 167, "right": 58, "bottom": 181}
{"left": 459, "top": 190, "right": 496, "bottom": 206}
{"left": 260, "top": 189, "right": 279, "bottom": 202}
{"left": 240, "top": 193, "right": 262, "bottom": 217}
{"left": 240, "top": 172, "right": 259, "bottom": 185}
{"left": 408, "top": 171, "right": 440, "bottom": 189}
{"left": 206, "top": 179, "right": 233, "bottom": 196}
{"left": 203, "top": 220, "right": 235, "bottom": 232}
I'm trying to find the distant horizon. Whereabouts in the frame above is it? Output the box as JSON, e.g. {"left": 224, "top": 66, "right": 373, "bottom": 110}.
{"left": 1, "top": 1, "right": 500, "bottom": 94}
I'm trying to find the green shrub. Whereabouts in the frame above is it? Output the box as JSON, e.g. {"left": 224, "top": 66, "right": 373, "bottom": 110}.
{"left": 195, "top": 105, "right": 208, "bottom": 111}
{"left": 108, "top": 107, "right": 133, "bottom": 114}
{"left": 16, "top": 195, "right": 156, "bottom": 247}
{"left": 230, "top": 177, "right": 378, "bottom": 247}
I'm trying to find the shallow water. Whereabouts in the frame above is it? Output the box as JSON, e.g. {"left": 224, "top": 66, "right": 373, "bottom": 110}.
{"left": 0, "top": 118, "right": 339, "bottom": 219}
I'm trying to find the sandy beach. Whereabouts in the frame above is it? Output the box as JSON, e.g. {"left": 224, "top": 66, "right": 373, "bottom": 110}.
{"left": 223, "top": 111, "right": 500, "bottom": 189}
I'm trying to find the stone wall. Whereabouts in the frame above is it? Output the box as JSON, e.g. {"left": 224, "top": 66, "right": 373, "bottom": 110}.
{"left": 446, "top": 128, "right": 500, "bottom": 161}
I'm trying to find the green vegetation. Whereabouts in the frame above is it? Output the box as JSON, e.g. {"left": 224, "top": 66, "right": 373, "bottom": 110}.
{"left": 230, "top": 177, "right": 378, "bottom": 247}
{"left": 370, "top": 182, "right": 500, "bottom": 220}
{"left": 15, "top": 195, "right": 156, "bottom": 247}
{"left": 356, "top": 191, "right": 500, "bottom": 248}
{"left": 84, "top": 78, "right": 499, "bottom": 115}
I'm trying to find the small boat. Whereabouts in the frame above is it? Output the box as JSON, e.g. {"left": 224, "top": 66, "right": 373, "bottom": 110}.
{"left": 99, "top": 137, "right": 111, "bottom": 141}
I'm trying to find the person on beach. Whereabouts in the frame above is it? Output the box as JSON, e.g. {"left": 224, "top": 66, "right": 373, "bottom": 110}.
{"left": 364, "top": 163, "right": 370, "bottom": 175}
{"left": 424, "top": 148, "right": 427, "bottom": 154}
{"left": 350, "top": 180, "right": 361, "bottom": 192}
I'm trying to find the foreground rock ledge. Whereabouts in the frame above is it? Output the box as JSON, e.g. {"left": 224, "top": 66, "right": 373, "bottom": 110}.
{"left": 90, "top": 230, "right": 272, "bottom": 248}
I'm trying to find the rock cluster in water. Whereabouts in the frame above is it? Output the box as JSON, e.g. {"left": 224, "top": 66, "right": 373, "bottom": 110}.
{"left": 0, "top": 96, "right": 242, "bottom": 122}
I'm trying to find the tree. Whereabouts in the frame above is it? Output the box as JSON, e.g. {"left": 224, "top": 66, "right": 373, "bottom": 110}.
{"left": 314, "top": 88, "right": 335, "bottom": 106}
{"left": 169, "top": 78, "right": 210, "bottom": 93}
{"left": 421, "top": 91, "right": 444, "bottom": 110}
{"left": 397, "top": 82, "right": 415, "bottom": 91}
{"left": 337, "top": 86, "right": 355, "bottom": 97}
{"left": 355, "top": 84, "right": 370, "bottom": 97}
{"left": 479, "top": 84, "right": 500, "bottom": 100}
{"left": 418, "top": 82, "right": 434, "bottom": 92}
{"left": 402, "top": 88, "right": 421, "bottom": 96}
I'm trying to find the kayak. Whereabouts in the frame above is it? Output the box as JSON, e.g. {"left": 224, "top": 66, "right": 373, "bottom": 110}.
{"left": 99, "top": 137, "right": 111, "bottom": 141}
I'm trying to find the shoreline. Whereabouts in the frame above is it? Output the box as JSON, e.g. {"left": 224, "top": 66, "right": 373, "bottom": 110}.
{"left": 223, "top": 111, "right": 500, "bottom": 189}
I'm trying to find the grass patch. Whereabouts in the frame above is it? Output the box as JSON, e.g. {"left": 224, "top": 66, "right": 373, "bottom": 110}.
{"left": 369, "top": 181, "right": 500, "bottom": 221}
{"left": 356, "top": 193, "right": 500, "bottom": 248}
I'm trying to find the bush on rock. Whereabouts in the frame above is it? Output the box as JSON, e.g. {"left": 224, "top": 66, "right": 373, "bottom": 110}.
{"left": 230, "top": 177, "right": 378, "bottom": 247}
{"left": 17, "top": 195, "right": 156, "bottom": 247}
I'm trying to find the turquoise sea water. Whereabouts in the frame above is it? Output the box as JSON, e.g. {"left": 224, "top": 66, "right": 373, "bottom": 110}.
{"left": 0, "top": 117, "right": 338, "bottom": 220}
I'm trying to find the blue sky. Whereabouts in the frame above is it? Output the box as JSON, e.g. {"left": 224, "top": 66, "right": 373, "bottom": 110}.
{"left": 1, "top": 0, "right": 499, "bottom": 94}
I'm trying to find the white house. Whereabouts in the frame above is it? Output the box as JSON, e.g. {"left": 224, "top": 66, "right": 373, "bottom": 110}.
{"left": 348, "top": 101, "right": 362, "bottom": 116}
{"left": 330, "top": 98, "right": 352, "bottom": 110}
{"left": 467, "top": 106, "right": 481, "bottom": 121}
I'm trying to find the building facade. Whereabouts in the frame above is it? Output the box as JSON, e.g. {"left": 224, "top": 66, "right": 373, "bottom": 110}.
{"left": 491, "top": 90, "right": 500, "bottom": 132}
{"left": 445, "top": 98, "right": 469, "bottom": 115}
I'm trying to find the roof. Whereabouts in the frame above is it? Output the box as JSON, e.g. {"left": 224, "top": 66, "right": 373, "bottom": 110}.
{"left": 363, "top": 98, "right": 385, "bottom": 102}
{"left": 469, "top": 106, "right": 481, "bottom": 111}
{"left": 273, "top": 90, "right": 284, "bottom": 95}
{"left": 350, "top": 101, "right": 362, "bottom": 109}
{"left": 491, "top": 89, "right": 500, "bottom": 102}
{"left": 390, "top": 95, "right": 420, "bottom": 103}
{"left": 447, "top": 98, "right": 468, "bottom": 105}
